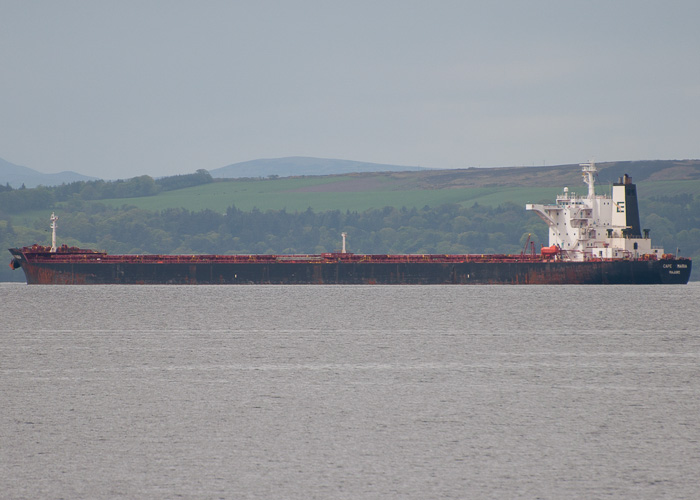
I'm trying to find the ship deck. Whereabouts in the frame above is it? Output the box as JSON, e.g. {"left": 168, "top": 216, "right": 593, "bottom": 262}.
{"left": 20, "top": 250, "right": 549, "bottom": 265}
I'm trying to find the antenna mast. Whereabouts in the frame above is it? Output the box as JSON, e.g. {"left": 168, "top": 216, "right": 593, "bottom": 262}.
{"left": 579, "top": 161, "right": 597, "bottom": 199}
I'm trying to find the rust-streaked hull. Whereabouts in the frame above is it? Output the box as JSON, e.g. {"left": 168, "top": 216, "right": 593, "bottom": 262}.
{"left": 9, "top": 248, "right": 692, "bottom": 285}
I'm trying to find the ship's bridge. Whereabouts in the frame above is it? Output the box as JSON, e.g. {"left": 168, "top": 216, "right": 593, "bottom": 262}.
{"left": 526, "top": 161, "right": 665, "bottom": 262}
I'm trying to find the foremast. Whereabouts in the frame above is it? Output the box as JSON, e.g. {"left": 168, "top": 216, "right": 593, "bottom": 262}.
{"left": 526, "top": 161, "right": 663, "bottom": 261}
{"left": 50, "top": 212, "right": 59, "bottom": 252}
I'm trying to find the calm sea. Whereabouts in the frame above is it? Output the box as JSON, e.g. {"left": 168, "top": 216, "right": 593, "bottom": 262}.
{"left": 2, "top": 283, "right": 699, "bottom": 499}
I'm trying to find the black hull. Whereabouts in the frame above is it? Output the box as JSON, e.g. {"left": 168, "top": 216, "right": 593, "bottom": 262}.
{"left": 10, "top": 253, "right": 692, "bottom": 285}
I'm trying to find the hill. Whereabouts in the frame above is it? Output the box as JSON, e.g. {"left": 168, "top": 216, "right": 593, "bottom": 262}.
{"left": 0, "top": 157, "right": 97, "bottom": 188}
{"left": 209, "top": 156, "right": 428, "bottom": 179}
{"left": 84, "top": 159, "right": 700, "bottom": 214}
{"left": 362, "top": 159, "right": 700, "bottom": 190}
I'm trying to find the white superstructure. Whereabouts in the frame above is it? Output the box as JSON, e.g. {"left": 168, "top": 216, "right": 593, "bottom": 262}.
{"left": 526, "top": 161, "right": 663, "bottom": 262}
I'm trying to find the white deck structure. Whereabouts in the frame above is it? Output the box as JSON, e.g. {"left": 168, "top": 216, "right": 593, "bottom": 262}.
{"left": 526, "top": 162, "right": 663, "bottom": 262}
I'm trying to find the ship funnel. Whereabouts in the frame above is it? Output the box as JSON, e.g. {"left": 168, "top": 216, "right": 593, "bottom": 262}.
{"left": 341, "top": 232, "right": 347, "bottom": 254}
{"left": 612, "top": 174, "right": 641, "bottom": 237}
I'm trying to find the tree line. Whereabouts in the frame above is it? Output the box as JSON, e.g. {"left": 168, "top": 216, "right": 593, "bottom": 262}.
{"left": 0, "top": 169, "right": 213, "bottom": 213}
{"left": 23, "top": 202, "right": 547, "bottom": 255}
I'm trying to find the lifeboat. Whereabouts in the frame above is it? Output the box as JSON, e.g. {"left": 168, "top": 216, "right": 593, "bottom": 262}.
{"left": 540, "top": 245, "right": 560, "bottom": 257}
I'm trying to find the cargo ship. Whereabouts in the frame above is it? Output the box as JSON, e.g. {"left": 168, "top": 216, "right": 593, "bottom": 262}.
{"left": 8, "top": 162, "right": 692, "bottom": 285}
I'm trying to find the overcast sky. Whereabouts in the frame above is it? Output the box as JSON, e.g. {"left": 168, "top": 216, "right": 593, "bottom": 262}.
{"left": 1, "top": 1, "right": 699, "bottom": 178}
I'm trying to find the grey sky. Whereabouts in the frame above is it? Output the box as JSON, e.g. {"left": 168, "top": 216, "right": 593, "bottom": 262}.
{"left": 2, "top": 0, "right": 699, "bottom": 179}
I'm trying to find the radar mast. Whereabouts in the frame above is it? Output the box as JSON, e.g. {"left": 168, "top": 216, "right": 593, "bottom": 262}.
{"left": 580, "top": 161, "right": 597, "bottom": 199}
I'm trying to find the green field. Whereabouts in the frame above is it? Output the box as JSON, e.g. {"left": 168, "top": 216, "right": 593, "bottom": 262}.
{"left": 84, "top": 176, "right": 700, "bottom": 215}
{"left": 635, "top": 179, "right": 700, "bottom": 198}
{"left": 88, "top": 177, "right": 562, "bottom": 213}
